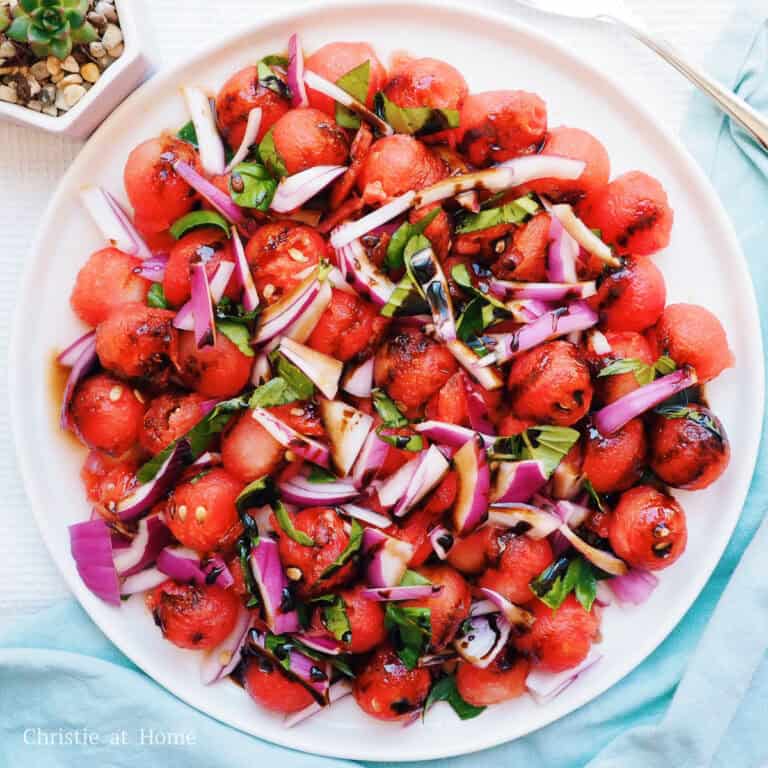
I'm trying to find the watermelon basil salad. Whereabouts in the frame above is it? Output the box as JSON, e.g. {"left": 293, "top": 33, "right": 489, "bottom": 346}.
{"left": 62, "top": 33, "right": 734, "bottom": 726}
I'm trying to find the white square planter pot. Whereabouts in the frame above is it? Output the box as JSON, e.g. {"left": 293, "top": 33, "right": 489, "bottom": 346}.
{"left": 0, "top": 0, "right": 154, "bottom": 139}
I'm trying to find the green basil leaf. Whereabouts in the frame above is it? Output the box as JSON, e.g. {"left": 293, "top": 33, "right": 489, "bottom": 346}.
{"left": 522, "top": 425, "right": 580, "bottom": 477}
{"left": 307, "top": 464, "right": 338, "bottom": 483}
{"left": 236, "top": 535, "right": 260, "bottom": 608}
{"left": 261, "top": 54, "right": 289, "bottom": 67}
{"left": 424, "top": 675, "right": 486, "bottom": 721}
{"left": 137, "top": 395, "right": 249, "bottom": 483}
{"left": 374, "top": 91, "right": 460, "bottom": 136}
{"left": 455, "top": 194, "right": 539, "bottom": 234}
{"left": 573, "top": 559, "right": 598, "bottom": 612}
{"left": 400, "top": 569, "right": 431, "bottom": 586}
{"left": 655, "top": 404, "right": 723, "bottom": 439}
{"left": 450, "top": 263, "right": 509, "bottom": 312}
{"left": 385, "top": 207, "right": 440, "bottom": 271}
{"left": 322, "top": 596, "right": 352, "bottom": 643}
{"left": 653, "top": 355, "right": 677, "bottom": 377}
{"left": 380, "top": 273, "right": 428, "bottom": 318}
{"left": 335, "top": 60, "right": 370, "bottom": 129}
{"left": 456, "top": 298, "right": 502, "bottom": 343}
{"left": 177, "top": 120, "right": 198, "bottom": 147}
{"left": 371, "top": 388, "right": 409, "bottom": 428}
{"left": 376, "top": 427, "right": 423, "bottom": 452}
{"left": 215, "top": 296, "right": 260, "bottom": 325}
{"left": 146, "top": 283, "right": 169, "bottom": 309}
{"left": 597, "top": 357, "right": 652, "bottom": 385}
{"left": 271, "top": 352, "right": 315, "bottom": 400}
{"left": 274, "top": 500, "right": 316, "bottom": 546}
{"left": 170, "top": 210, "right": 231, "bottom": 240}
{"left": 257, "top": 58, "right": 290, "bottom": 98}
{"left": 319, "top": 519, "right": 363, "bottom": 579}
{"left": 249, "top": 377, "right": 304, "bottom": 408}
{"left": 384, "top": 603, "right": 431, "bottom": 669}
{"left": 229, "top": 161, "right": 278, "bottom": 210}
{"left": 530, "top": 556, "right": 597, "bottom": 611}
{"left": 216, "top": 320, "right": 255, "bottom": 357}
{"left": 235, "top": 475, "right": 280, "bottom": 513}
{"left": 258, "top": 129, "right": 288, "bottom": 178}
{"left": 583, "top": 478, "right": 605, "bottom": 512}
{"left": 487, "top": 434, "right": 524, "bottom": 462}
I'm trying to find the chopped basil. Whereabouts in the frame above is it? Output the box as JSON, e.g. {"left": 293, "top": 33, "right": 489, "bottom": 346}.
{"left": 598, "top": 355, "right": 677, "bottom": 387}
{"left": 530, "top": 555, "right": 597, "bottom": 612}
{"left": 274, "top": 500, "right": 316, "bottom": 547}
{"left": 321, "top": 595, "right": 352, "bottom": 643}
{"left": 257, "top": 58, "right": 290, "bottom": 98}
{"left": 137, "top": 395, "right": 249, "bottom": 483}
{"left": 384, "top": 603, "right": 431, "bottom": 669}
{"left": 655, "top": 404, "right": 723, "bottom": 438}
{"left": 486, "top": 434, "right": 524, "bottom": 462}
{"left": 177, "top": 120, "right": 198, "bottom": 147}
{"left": 456, "top": 298, "right": 502, "bottom": 343}
{"left": 385, "top": 207, "right": 440, "bottom": 271}
{"left": 404, "top": 236, "right": 455, "bottom": 336}
{"left": 335, "top": 60, "right": 370, "bottom": 129}
{"left": 521, "top": 425, "right": 581, "bottom": 477}
{"left": 229, "top": 161, "right": 278, "bottom": 210}
{"left": 215, "top": 297, "right": 259, "bottom": 325}
{"left": 216, "top": 320, "right": 254, "bottom": 357}
{"left": 455, "top": 194, "right": 539, "bottom": 234}
{"left": 400, "top": 569, "right": 431, "bottom": 586}
{"left": 380, "top": 273, "right": 428, "bottom": 318}
{"left": 307, "top": 464, "right": 338, "bottom": 483}
{"left": 249, "top": 377, "right": 301, "bottom": 408}
{"left": 374, "top": 91, "right": 460, "bottom": 136}
{"left": 258, "top": 129, "right": 288, "bottom": 178}
{"left": 146, "top": 283, "right": 169, "bottom": 309}
{"left": 294, "top": 638, "right": 355, "bottom": 678}
{"left": 583, "top": 478, "right": 605, "bottom": 512}
{"left": 319, "top": 519, "right": 363, "bottom": 579}
{"left": 236, "top": 506, "right": 261, "bottom": 609}
{"left": 371, "top": 388, "right": 408, "bottom": 428}
{"left": 235, "top": 475, "right": 280, "bottom": 513}
{"left": 271, "top": 351, "right": 315, "bottom": 400}
{"left": 376, "top": 427, "right": 423, "bottom": 452}
{"left": 424, "top": 675, "right": 485, "bottom": 721}
{"left": 451, "top": 263, "right": 508, "bottom": 312}
{"left": 170, "top": 210, "right": 230, "bottom": 240}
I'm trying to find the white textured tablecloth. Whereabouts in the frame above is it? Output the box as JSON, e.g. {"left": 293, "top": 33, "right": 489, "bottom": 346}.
{"left": 0, "top": 0, "right": 732, "bottom": 628}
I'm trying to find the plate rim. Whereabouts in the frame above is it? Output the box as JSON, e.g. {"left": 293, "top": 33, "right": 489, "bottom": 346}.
{"left": 8, "top": 0, "right": 765, "bottom": 760}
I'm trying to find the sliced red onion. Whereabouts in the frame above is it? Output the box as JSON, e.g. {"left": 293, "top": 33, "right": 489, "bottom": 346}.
{"left": 341, "top": 503, "right": 391, "bottom": 529}
{"left": 281, "top": 338, "right": 343, "bottom": 400}
{"left": 507, "top": 298, "right": 557, "bottom": 324}
{"left": 491, "top": 460, "right": 548, "bottom": 504}
{"left": 554, "top": 500, "right": 591, "bottom": 529}
{"left": 69, "top": 519, "right": 121, "bottom": 606}
{"left": 588, "top": 329, "right": 612, "bottom": 356}
{"left": 250, "top": 538, "right": 300, "bottom": 634}
{"left": 470, "top": 599, "right": 498, "bottom": 617}
{"left": 319, "top": 399, "right": 373, "bottom": 476}
{"left": 201, "top": 606, "right": 253, "bottom": 685}
{"left": 231, "top": 227, "right": 259, "bottom": 312}
{"left": 393, "top": 445, "right": 450, "bottom": 518}
{"left": 330, "top": 193, "right": 416, "bottom": 250}
{"left": 253, "top": 276, "right": 319, "bottom": 345}
{"left": 340, "top": 239, "right": 397, "bottom": 306}
{"left": 113, "top": 514, "right": 173, "bottom": 577}
{"left": 595, "top": 580, "right": 614, "bottom": 607}
{"left": 173, "top": 159, "right": 246, "bottom": 225}
{"left": 120, "top": 566, "right": 168, "bottom": 596}
{"left": 364, "top": 528, "right": 414, "bottom": 587}
{"left": 452, "top": 436, "right": 490, "bottom": 536}
{"left": 418, "top": 651, "right": 459, "bottom": 667}
{"left": 156, "top": 547, "right": 234, "bottom": 588}
{"left": 454, "top": 614, "right": 511, "bottom": 669}
{"left": 287, "top": 33, "right": 309, "bottom": 107}
{"left": 182, "top": 86, "right": 226, "bottom": 176}
{"left": 251, "top": 352, "right": 272, "bottom": 386}
{"left": 324, "top": 265, "right": 358, "bottom": 295}
{"left": 487, "top": 504, "right": 561, "bottom": 539}
{"left": 116, "top": 441, "right": 190, "bottom": 521}
{"left": 481, "top": 301, "right": 599, "bottom": 366}
{"left": 478, "top": 587, "right": 536, "bottom": 629}
{"left": 134, "top": 253, "right": 169, "bottom": 283}
{"left": 204, "top": 554, "right": 235, "bottom": 589}
{"left": 376, "top": 456, "right": 419, "bottom": 508}
{"left": 609, "top": 568, "right": 658, "bottom": 605}
{"left": 59, "top": 332, "right": 97, "bottom": 431}
{"left": 250, "top": 629, "right": 329, "bottom": 697}
{"left": 191, "top": 261, "right": 216, "bottom": 348}
{"left": 549, "top": 203, "right": 620, "bottom": 267}
{"left": 526, "top": 649, "right": 603, "bottom": 704}
{"left": 455, "top": 190, "right": 480, "bottom": 212}
{"left": 428, "top": 526, "right": 454, "bottom": 560}
{"left": 489, "top": 278, "right": 596, "bottom": 302}
{"left": 272, "top": 165, "right": 346, "bottom": 214}
{"left": 342, "top": 357, "right": 374, "bottom": 398}
{"left": 282, "top": 280, "right": 332, "bottom": 343}
{"left": 547, "top": 211, "right": 579, "bottom": 283}
{"left": 446, "top": 339, "right": 503, "bottom": 391}
{"left": 279, "top": 474, "right": 359, "bottom": 506}
{"left": 173, "top": 260, "right": 234, "bottom": 333}
{"left": 225, "top": 107, "right": 263, "bottom": 173}
{"left": 284, "top": 680, "right": 353, "bottom": 728}
{"left": 304, "top": 70, "right": 392, "bottom": 136}
{"left": 594, "top": 367, "right": 698, "bottom": 436}
{"left": 80, "top": 186, "right": 152, "bottom": 260}
{"left": 351, "top": 430, "right": 389, "bottom": 489}
{"left": 498, "top": 155, "right": 586, "bottom": 186}
{"left": 298, "top": 633, "right": 343, "bottom": 656}
{"left": 57, "top": 330, "right": 96, "bottom": 367}
{"left": 413, "top": 167, "right": 519, "bottom": 208}
{"left": 414, "top": 420, "right": 484, "bottom": 448}
{"left": 551, "top": 457, "right": 585, "bottom": 501}
{"left": 362, "top": 585, "right": 442, "bottom": 601}
{"left": 251, "top": 408, "right": 331, "bottom": 468}
{"left": 558, "top": 525, "right": 627, "bottom": 576}
{"left": 462, "top": 374, "right": 495, "bottom": 434}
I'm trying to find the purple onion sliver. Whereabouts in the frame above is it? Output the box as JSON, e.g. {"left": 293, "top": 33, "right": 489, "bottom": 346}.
{"left": 342, "top": 357, "right": 374, "bottom": 398}
{"left": 271, "top": 165, "right": 346, "bottom": 214}
{"left": 113, "top": 513, "right": 173, "bottom": 577}
{"left": 201, "top": 607, "right": 254, "bottom": 685}
{"left": 340, "top": 503, "right": 391, "bottom": 528}
{"left": 251, "top": 408, "right": 331, "bottom": 468}
{"left": 297, "top": 634, "right": 343, "bottom": 656}
{"left": 225, "top": 107, "right": 263, "bottom": 173}
{"left": 120, "top": 566, "right": 168, "bottom": 596}
{"left": 279, "top": 475, "right": 359, "bottom": 506}
{"left": 79, "top": 186, "right": 152, "bottom": 259}
{"left": 330, "top": 192, "right": 416, "bottom": 250}
{"left": 69, "top": 519, "right": 120, "bottom": 606}
{"left": 284, "top": 680, "right": 353, "bottom": 728}
{"left": 526, "top": 650, "right": 602, "bottom": 705}
{"left": 287, "top": 33, "right": 309, "bottom": 107}
{"left": 173, "top": 159, "right": 246, "bottom": 225}
{"left": 362, "top": 585, "right": 442, "bottom": 601}
{"left": 452, "top": 436, "right": 490, "bottom": 536}
{"left": 608, "top": 568, "right": 658, "bottom": 605}
{"left": 182, "top": 86, "right": 226, "bottom": 176}
{"left": 462, "top": 373, "right": 496, "bottom": 434}
{"left": 252, "top": 279, "right": 320, "bottom": 345}
{"left": 491, "top": 460, "right": 548, "bottom": 504}
{"left": 497, "top": 154, "right": 586, "bottom": 185}
{"left": 250, "top": 537, "right": 300, "bottom": 634}
{"left": 57, "top": 330, "right": 96, "bottom": 367}
{"left": 547, "top": 211, "right": 579, "bottom": 283}
{"left": 59, "top": 334, "right": 98, "bottom": 431}
{"left": 134, "top": 253, "right": 169, "bottom": 283}
{"left": 428, "top": 526, "right": 453, "bottom": 560}
{"left": 190, "top": 261, "right": 216, "bottom": 348}
{"left": 231, "top": 227, "right": 259, "bottom": 311}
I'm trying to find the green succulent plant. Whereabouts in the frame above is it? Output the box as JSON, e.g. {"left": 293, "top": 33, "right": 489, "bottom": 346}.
{"left": 7, "top": 0, "right": 97, "bottom": 60}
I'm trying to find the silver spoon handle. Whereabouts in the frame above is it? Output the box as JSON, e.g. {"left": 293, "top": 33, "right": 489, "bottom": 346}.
{"left": 604, "top": 14, "right": 768, "bottom": 151}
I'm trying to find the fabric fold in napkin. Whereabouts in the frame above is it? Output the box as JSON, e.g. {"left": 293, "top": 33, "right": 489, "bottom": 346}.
{"left": 2, "top": 2, "right": 767, "bottom": 766}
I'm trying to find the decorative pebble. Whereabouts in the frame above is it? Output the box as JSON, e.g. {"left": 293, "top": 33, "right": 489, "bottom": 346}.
{"left": 0, "top": 84, "right": 16, "bottom": 103}
{"left": 87, "top": 11, "right": 107, "bottom": 29}
{"left": 102, "top": 23, "right": 123, "bottom": 53}
{"left": 59, "top": 73, "right": 83, "bottom": 87}
{"left": 61, "top": 55, "right": 79, "bottom": 73}
{"left": 26, "top": 99, "right": 42, "bottom": 112}
{"left": 107, "top": 43, "right": 123, "bottom": 59}
{"left": 61, "top": 83, "right": 86, "bottom": 109}
{"left": 80, "top": 62, "right": 100, "bottom": 83}
{"left": 89, "top": 41, "right": 105, "bottom": 58}
{"left": 40, "top": 84, "right": 56, "bottom": 105}
{"left": 42, "top": 104, "right": 58, "bottom": 117}
{"left": 46, "top": 55, "right": 61, "bottom": 76}
{"left": 50, "top": 71, "right": 64, "bottom": 84}
{"left": 30, "top": 60, "right": 50, "bottom": 81}
{"left": 0, "top": 41, "right": 16, "bottom": 59}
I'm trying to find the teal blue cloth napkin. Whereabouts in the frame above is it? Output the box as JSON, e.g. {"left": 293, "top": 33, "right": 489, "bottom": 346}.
{"left": 2, "top": 5, "right": 767, "bottom": 766}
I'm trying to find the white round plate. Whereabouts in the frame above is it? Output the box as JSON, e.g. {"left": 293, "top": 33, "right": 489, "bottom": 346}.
{"left": 10, "top": 0, "right": 764, "bottom": 761}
